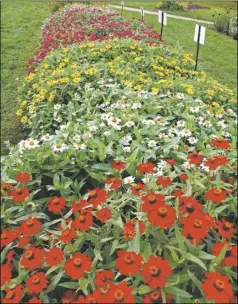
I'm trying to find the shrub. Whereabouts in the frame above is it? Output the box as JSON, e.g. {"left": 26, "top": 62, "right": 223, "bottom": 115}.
{"left": 48, "top": 1, "right": 72, "bottom": 13}
{"left": 229, "top": 16, "right": 238, "bottom": 40}
{"left": 158, "top": 1, "right": 184, "bottom": 11}
{"left": 213, "top": 9, "right": 236, "bottom": 36}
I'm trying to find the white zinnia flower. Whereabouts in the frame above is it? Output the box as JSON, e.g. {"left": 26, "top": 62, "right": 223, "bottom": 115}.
{"left": 181, "top": 129, "right": 191, "bottom": 137}
{"left": 53, "top": 143, "right": 68, "bottom": 152}
{"left": 41, "top": 134, "right": 53, "bottom": 142}
{"left": 25, "top": 139, "right": 40, "bottom": 150}
{"left": 123, "top": 147, "right": 131, "bottom": 152}
{"left": 123, "top": 176, "right": 135, "bottom": 184}
{"left": 177, "top": 120, "right": 185, "bottom": 127}
{"left": 148, "top": 140, "right": 157, "bottom": 147}
{"left": 124, "top": 121, "right": 135, "bottom": 128}
{"left": 188, "top": 137, "right": 198, "bottom": 145}
{"left": 73, "top": 143, "right": 86, "bottom": 150}
{"left": 175, "top": 92, "right": 185, "bottom": 100}
{"left": 131, "top": 103, "right": 142, "bottom": 109}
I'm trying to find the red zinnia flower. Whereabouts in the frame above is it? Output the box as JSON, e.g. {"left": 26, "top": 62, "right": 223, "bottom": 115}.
{"left": 1, "top": 264, "right": 12, "bottom": 286}
{"left": 181, "top": 211, "right": 212, "bottom": 244}
{"left": 94, "top": 270, "right": 114, "bottom": 290}
{"left": 45, "top": 247, "right": 64, "bottom": 267}
{"left": 61, "top": 290, "right": 77, "bottom": 304}
{"left": 64, "top": 252, "right": 92, "bottom": 280}
{"left": 137, "top": 162, "right": 156, "bottom": 174}
{"left": 2, "top": 285, "right": 24, "bottom": 304}
{"left": 147, "top": 203, "right": 176, "bottom": 229}
{"left": 84, "top": 290, "right": 104, "bottom": 303}
{"left": 9, "top": 187, "right": 30, "bottom": 202}
{"left": 123, "top": 220, "right": 145, "bottom": 240}
{"left": 1, "top": 183, "right": 14, "bottom": 195}
{"left": 6, "top": 251, "right": 14, "bottom": 264}
{"left": 205, "top": 156, "right": 229, "bottom": 170}
{"left": 205, "top": 188, "right": 227, "bottom": 204}
{"left": 157, "top": 176, "right": 172, "bottom": 187}
{"left": 201, "top": 271, "right": 233, "bottom": 303}
{"left": 180, "top": 199, "right": 203, "bottom": 215}
{"left": 179, "top": 173, "right": 188, "bottom": 181}
{"left": 130, "top": 182, "right": 145, "bottom": 196}
{"left": 20, "top": 216, "right": 41, "bottom": 236}
{"left": 105, "top": 177, "right": 122, "bottom": 190}
{"left": 111, "top": 160, "right": 126, "bottom": 170}
{"left": 211, "top": 138, "right": 230, "bottom": 150}
{"left": 141, "top": 256, "right": 172, "bottom": 289}
{"left": 72, "top": 209, "right": 93, "bottom": 231}
{"left": 212, "top": 242, "right": 237, "bottom": 268}
{"left": 60, "top": 228, "right": 76, "bottom": 243}
{"left": 1, "top": 229, "right": 18, "bottom": 247}
{"left": 187, "top": 151, "right": 203, "bottom": 165}
{"left": 106, "top": 282, "right": 135, "bottom": 303}
{"left": 87, "top": 187, "right": 108, "bottom": 207}
{"left": 71, "top": 200, "right": 89, "bottom": 213}
{"left": 116, "top": 251, "right": 143, "bottom": 276}
{"left": 96, "top": 207, "right": 112, "bottom": 222}
{"left": 25, "top": 297, "right": 43, "bottom": 304}
{"left": 172, "top": 188, "right": 187, "bottom": 198}
{"left": 165, "top": 159, "right": 176, "bottom": 166}
{"left": 144, "top": 290, "right": 173, "bottom": 303}
{"left": 141, "top": 192, "right": 165, "bottom": 212}
{"left": 26, "top": 272, "right": 48, "bottom": 294}
{"left": 18, "top": 235, "right": 30, "bottom": 248}
{"left": 16, "top": 172, "right": 31, "bottom": 183}
{"left": 216, "top": 218, "right": 234, "bottom": 239}
{"left": 20, "top": 246, "right": 44, "bottom": 271}
{"left": 48, "top": 196, "right": 66, "bottom": 213}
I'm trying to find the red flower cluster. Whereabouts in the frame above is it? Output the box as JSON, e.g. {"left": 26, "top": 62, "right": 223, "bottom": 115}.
{"left": 87, "top": 187, "right": 108, "bottom": 207}
{"left": 116, "top": 251, "right": 143, "bottom": 275}
{"left": 201, "top": 271, "right": 233, "bottom": 303}
{"left": 64, "top": 252, "right": 92, "bottom": 279}
{"left": 211, "top": 138, "right": 230, "bottom": 150}
{"left": 141, "top": 256, "right": 172, "bottom": 289}
{"left": 137, "top": 162, "right": 156, "bottom": 174}
{"left": 27, "top": 7, "right": 161, "bottom": 73}
{"left": 181, "top": 211, "right": 214, "bottom": 245}
{"left": 205, "top": 155, "right": 229, "bottom": 170}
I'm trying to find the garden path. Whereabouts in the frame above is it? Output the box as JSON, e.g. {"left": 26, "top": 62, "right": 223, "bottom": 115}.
{"left": 110, "top": 5, "right": 214, "bottom": 24}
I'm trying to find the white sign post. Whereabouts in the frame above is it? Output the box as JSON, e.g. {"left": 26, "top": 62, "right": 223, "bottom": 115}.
{"left": 120, "top": 1, "right": 124, "bottom": 16}
{"left": 194, "top": 24, "right": 206, "bottom": 70}
{"left": 158, "top": 10, "right": 167, "bottom": 41}
{"left": 141, "top": 7, "right": 144, "bottom": 21}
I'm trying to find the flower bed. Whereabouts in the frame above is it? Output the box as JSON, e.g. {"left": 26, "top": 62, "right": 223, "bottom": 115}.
{"left": 19, "top": 39, "right": 236, "bottom": 131}
{"left": 1, "top": 4, "right": 237, "bottom": 304}
{"left": 27, "top": 5, "right": 162, "bottom": 74}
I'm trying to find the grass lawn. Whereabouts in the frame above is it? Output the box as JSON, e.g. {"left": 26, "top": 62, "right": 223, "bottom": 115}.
{"left": 1, "top": 1, "right": 49, "bottom": 155}
{"left": 116, "top": 9, "right": 237, "bottom": 93}
{"left": 111, "top": 1, "right": 237, "bottom": 22}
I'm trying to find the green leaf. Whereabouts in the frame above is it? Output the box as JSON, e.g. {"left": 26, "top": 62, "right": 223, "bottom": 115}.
{"left": 91, "top": 163, "right": 111, "bottom": 171}
{"left": 185, "top": 253, "right": 207, "bottom": 270}
{"left": 58, "top": 282, "right": 79, "bottom": 289}
{"left": 210, "top": 244, "right": 227, "bottom": 271}
{"left": 53, "top": 174, "right": 60, "bottom": 189}
{"left": 213, "top": 204, "right": 229, "bottom": 216}
{"left": 166, "top": 286, "right": 192, "bottom": 299}
{"left": 46, "top": 270, "right": 64, "bottom": 293}
{"left": 138, "top": 285, "right": 152, "bottom": 295}
{"left": 187, "top": 270, "right": 202, "bottom": 289}
{"left": 198, "top": 251, "right": 215, "bottom": 260}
